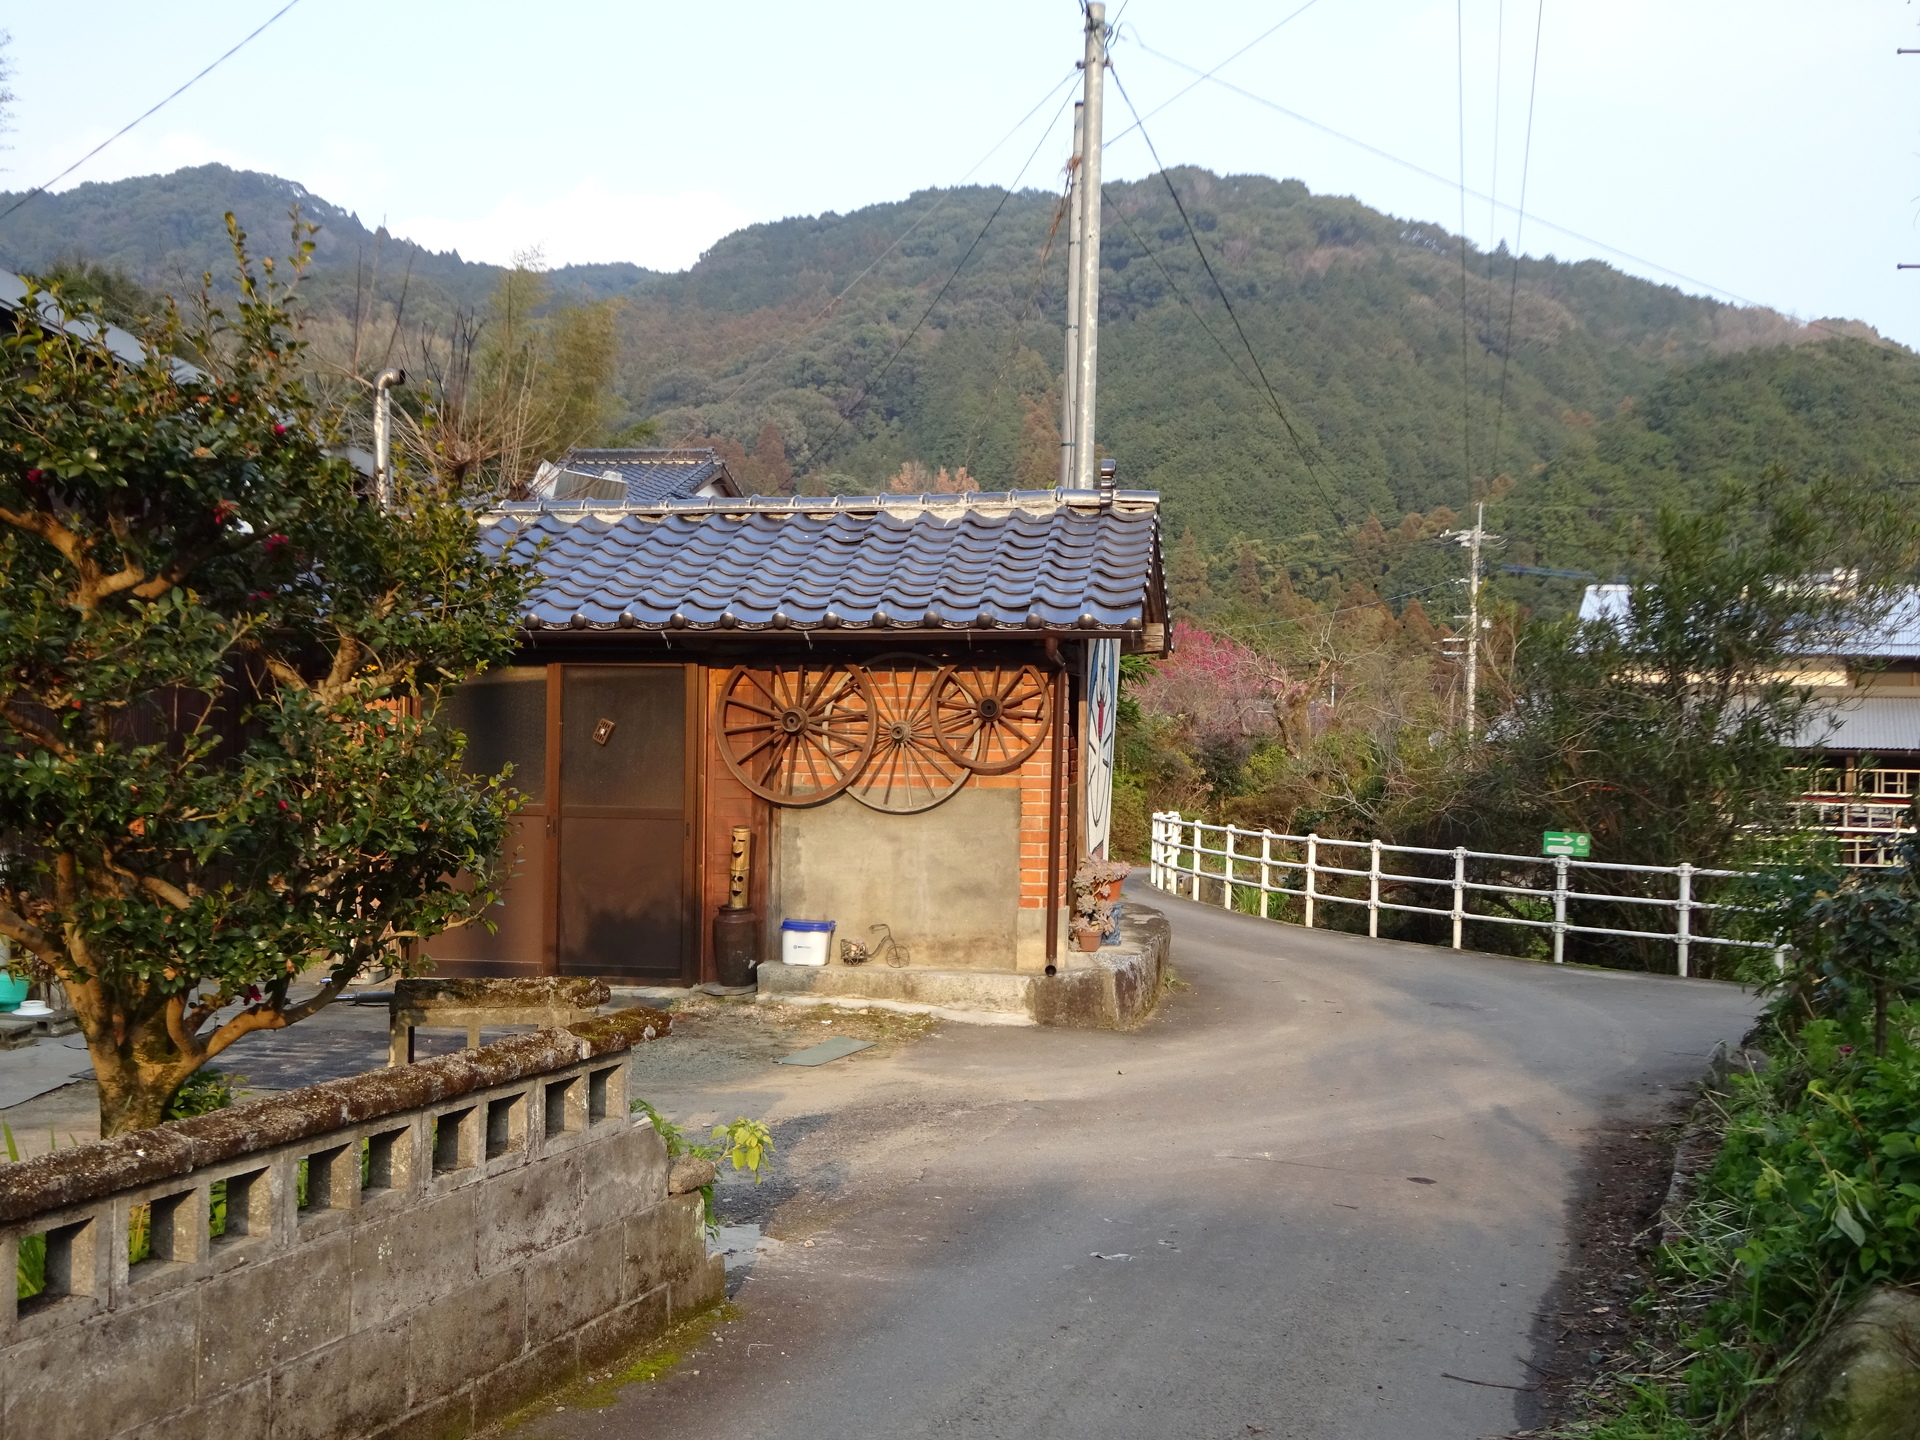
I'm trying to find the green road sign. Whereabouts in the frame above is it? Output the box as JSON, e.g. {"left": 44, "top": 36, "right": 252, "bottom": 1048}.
{"left": 1542, "top": 831, "right": 1591, "bottom": 858}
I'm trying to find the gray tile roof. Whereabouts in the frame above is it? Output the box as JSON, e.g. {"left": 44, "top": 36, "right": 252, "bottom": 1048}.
{"left": 531, "top": 447, "right": 739, "bottom": 505}
{"left": 480, "top": 490, "right": 1166, "bottom": 639}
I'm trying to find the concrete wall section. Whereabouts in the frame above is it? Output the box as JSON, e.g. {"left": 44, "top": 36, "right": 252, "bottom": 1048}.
{"left": 0, "top": 1029, "right": 722, "bottom": 1440}
{"left": 776, "top": 788, "right": 1021, "bottom": 971}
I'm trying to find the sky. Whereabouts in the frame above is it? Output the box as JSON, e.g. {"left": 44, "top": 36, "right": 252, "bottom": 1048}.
{"left": 3, "top": 1, "right": 1918, "bottom": 343}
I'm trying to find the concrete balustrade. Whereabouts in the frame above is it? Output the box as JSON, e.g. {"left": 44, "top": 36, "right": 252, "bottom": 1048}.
{"left": 0, "top": 1009, "right": 724, "bottom": 1440}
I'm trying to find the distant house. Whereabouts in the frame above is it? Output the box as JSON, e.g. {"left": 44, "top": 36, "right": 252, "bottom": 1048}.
{"left": 1580, "top": 583, "right": 1920, "bottom": 862}
{"left": 527, "top": 447, "right": 741, "bottom": 505}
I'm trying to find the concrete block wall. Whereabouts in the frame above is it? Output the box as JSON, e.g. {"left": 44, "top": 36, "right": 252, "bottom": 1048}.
{"left": 0, "top": 1016, "right": 722, "bottom": 1440}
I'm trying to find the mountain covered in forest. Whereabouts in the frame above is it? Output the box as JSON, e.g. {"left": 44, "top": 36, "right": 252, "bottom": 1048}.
{"left": 3, "top": 162, "right": 1913, "bottom": 614}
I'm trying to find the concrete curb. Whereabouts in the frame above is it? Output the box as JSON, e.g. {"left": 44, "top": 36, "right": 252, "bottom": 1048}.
{"left": 752, "top": 903, "right": 1172, "bottom": 1030}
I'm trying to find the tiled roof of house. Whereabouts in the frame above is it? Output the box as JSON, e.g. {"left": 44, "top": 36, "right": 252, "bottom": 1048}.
{"left": 479, "top": 489, "right": 1166, "bottom": 640}
{"left": 529, "top": 448, "right": 739, "bottom": 505}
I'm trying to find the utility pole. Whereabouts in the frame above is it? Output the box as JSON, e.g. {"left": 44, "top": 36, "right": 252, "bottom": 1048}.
{"left": 1441, "top": 503, "right": 1499, "bottom": 737}
{"left": 1058, "top": 101, "right": 1084, "bottom": 488}
{"left": 1067, "top": 3, "right": 1108, "bottom": 491}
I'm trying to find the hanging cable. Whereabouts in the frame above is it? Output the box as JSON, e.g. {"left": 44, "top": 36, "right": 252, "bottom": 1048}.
{"left": 0, "top": 0, "right": 307, "bottom": 226}
{"left": 1106, "top": 66, "right": 1354, "bottom": 529}
{"left": 1456, "top": 0, "right": 1474, "bottom": 509}
{"left": 669, "top": 67, "right": 1081, "bottom": 450}
{"left": 1490, "top": 0, "right": 1547, "bottom": 478}
{"left": 1105, "top": 1, "right": 1327, "bottom": 151}
{"left": 1479, "top": 0, "right": 1507, "bottom": 478}
{"left": 785, "top": 86, "right": 1077, "bottom": 479}
{"left": 1127, "top": 36, "right": 1863, "bottom": 339}
{"left": 957, "top": 177, "right": 1075, "bottom": 479}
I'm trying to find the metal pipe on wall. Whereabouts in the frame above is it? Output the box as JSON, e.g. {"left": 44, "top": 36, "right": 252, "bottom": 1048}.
{"left": 1045, "top": 664, "right": 1068, "bottom": 973}
{"left": 373, "top": 368, "right": 405, "bottom": 511}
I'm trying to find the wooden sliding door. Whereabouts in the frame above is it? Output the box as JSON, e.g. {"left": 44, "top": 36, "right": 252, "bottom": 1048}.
{"left": 425, "top": 663, "right": 695, "bottom": 983}
{"left": 555, "top": 665, "right": 693, "bottom": 982}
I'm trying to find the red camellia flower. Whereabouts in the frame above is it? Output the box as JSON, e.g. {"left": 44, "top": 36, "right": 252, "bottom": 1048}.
{"left": 263, "top": 533, "right": 288, "bottom": 554}
{"left": 272, "top": 423, "right": 288, "bottom": 436}
{"left": 278, "top": 799, "right": 290, "bottom": 810}
{"left": 24, "top": 468, "right": 42, "bottom": 482}
{"left": 213, "top": 499, "right": 239, "bottom": 524}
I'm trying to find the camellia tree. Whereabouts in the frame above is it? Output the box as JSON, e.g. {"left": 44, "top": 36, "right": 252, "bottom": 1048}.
{"left": 0, "top": 219, "right": 534, "bottom": 1134}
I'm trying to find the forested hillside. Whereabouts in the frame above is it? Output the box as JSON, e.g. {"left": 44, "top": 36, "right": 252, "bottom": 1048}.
{"left": 1, "top": 162, "right": 1909, "bottom": 612}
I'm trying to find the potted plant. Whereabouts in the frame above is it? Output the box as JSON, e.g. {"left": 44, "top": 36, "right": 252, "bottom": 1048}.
{"left": 1071, "top": 859, "right": 1129, "bottom": 950}
{"left": 1074, "top": 858, "right": 1130, "bottom": 903}
{"left": 1070, "top": 893, "right": 1111, "bottom": 952}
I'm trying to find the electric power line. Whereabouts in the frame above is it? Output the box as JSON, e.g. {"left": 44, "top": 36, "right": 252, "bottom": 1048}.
{"left": 1106, "top": 65, "right": 1352, "bottom": 528}
{"left": 1489, "top": 0, "right": 1548, "bottom": 479}
{"left": 1127, "top": 36, "right": 1865, "bottom": 338}
{"left": 671, "top": 67, "right": 1082, "bottom": 450}
{"left": 0, "top": 0, "right": 307, "bottom": 227}
{"left": 1455, "top": 0, "right": 1473, "bottom": 509}
{"left": 786, "top": 86, "right": 1078, "bottom": 478}
{"left": 1105, "top": 0, "right": 1327, "bottom": 152}
{"left": 1216, "top": 577, "right": 1462, "bottom": 635}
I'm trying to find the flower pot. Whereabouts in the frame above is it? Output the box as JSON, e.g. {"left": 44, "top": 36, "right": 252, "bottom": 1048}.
{"left": 0, "top": 974, "right": 26, "bottom": 1012}
{"left": 1095, "top": 878, "right": 1124, "bottom": 903}
{"left": 1072, "top": 926, "right": 1103, "bottom": 953}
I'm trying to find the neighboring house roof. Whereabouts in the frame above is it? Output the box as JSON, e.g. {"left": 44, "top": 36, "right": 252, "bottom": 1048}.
{"left": 1579, "top": 583, "right": 1920, "bottom": 660}
{"left": 528, "top": 448, "right": 740, "bottom": 505}
{"left": 1794, "top": 696, "right": 1920, "bottom": 753}
{"left": 0, "top": 270, "right": 200, "bottom": 380}
{"left": 479, "top": 489, "right": 1167, "bottom": 643}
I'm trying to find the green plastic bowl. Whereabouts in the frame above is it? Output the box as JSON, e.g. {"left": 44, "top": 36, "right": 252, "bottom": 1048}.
{"left": 0, "top": 974, "right": 29, "bottom": 1012}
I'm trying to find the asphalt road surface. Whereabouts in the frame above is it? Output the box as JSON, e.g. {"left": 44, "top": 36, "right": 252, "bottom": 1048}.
{"left": 525, "top": 887, "right": 1760, "bottom": 1440}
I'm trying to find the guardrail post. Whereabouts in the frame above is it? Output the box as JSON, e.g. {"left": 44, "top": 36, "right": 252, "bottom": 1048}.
{"left": 1150, "top": 812, "right": 1163, "bottom": 888}
{"left": 1438, "top": 848, "right": 1458, "bottom": 948}
{"left": 1260, "top": 832, "right": 1273, "bottom": 920}
{"left": 1304, "top": 834, "right": 1318, "bottom": 929}
{"left": 1675, "top": 863, "right": 1693, "bottom": 978}
{"left": 1188, "top": 818, "right": 1201, "bottom": 902}
{"left": 1224, "top": 827, "right": 1238, "bottom": 911}
{"left": 1367, "top": 838, "right": 1382, "bottom": 938}
{"left": 1552, "top": 855, "right": 1569, "bottom": 965}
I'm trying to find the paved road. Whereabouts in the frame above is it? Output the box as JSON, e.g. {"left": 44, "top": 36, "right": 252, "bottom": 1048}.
{"left": 527, "top": 887, "right": 1760, "bottom": 1440}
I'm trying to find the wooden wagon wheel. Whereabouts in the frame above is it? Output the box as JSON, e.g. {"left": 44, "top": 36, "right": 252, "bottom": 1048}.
{"left": 719, "top": 664, "right": 877, "bottom": 806}
{"left": 847, "top": 654, "right": 968, "bottom": 814}
{"left": 931, "top": 663, "right": 1051, "bottom": 775}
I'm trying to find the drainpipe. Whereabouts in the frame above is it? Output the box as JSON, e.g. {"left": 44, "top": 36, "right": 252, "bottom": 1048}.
{"left": 373, "top": 368, "right": 406, "bottom": 511}
{"left": 1046, "top": 645, "right": 1069, "bottom": 975}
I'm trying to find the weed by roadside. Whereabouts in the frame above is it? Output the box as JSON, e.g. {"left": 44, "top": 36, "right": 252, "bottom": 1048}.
{"left": 1538, "top": 1007, "right": 1920, "bottom": 1437}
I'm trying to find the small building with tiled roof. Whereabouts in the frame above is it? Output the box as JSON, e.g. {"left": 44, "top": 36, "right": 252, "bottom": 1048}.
{"left": 428, "top": 486, "right": 1167, "bottom": 1004}
{"left": 527, "top": 447, "right": 740, "bottom": 505}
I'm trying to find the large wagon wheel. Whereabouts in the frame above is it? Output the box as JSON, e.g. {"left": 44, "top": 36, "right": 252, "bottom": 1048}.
{"left": 848, "top": 654, "right": 968, "bottom": 814}
{"left": 931, "top": 663, "right": 1051, "bottom": 775}
{"left": 719, "top": 664, "right": 876, "bottom": 806}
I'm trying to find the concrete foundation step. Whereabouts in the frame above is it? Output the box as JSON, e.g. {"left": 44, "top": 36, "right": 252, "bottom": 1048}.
{"left": 755, "top": 905, "right": 1170, "bottom": 1030}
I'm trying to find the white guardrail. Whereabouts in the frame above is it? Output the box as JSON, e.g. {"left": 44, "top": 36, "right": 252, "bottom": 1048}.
{"left": 1147, "top": 812, "right": 1788, "bottom": 978}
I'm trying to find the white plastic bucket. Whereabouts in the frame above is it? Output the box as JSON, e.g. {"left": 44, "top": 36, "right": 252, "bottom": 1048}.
{"left": 780, "top": 919, "right": 835, "bottom": 966}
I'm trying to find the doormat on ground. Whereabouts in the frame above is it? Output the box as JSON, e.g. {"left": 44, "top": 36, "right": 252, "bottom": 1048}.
{"left": 775, "top": 1037, "right": 875, "bottom": 1066}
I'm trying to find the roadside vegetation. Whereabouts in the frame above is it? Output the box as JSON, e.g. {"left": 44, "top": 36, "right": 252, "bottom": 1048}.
{"left": 1542, "top": 832, "right": 1920, "bottom": 1437}
{"left": 0, "top": 221, "right": 540, "bottom": 1133}
{"left": 1116, "top": 475, "right": 1920, "bottom": 975}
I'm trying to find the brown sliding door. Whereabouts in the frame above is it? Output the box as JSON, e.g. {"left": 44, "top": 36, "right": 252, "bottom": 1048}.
{"left": 556, "top": 665, "right": 692, "bottom": 981}
{"left": 426, "top": 663, "right": 695, "bottom": 983}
